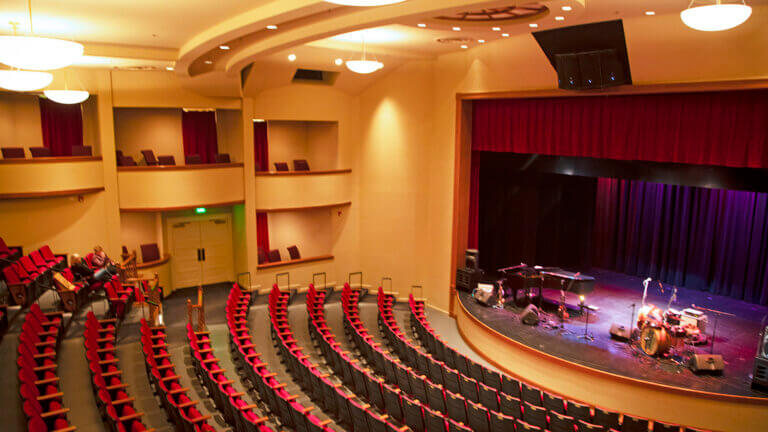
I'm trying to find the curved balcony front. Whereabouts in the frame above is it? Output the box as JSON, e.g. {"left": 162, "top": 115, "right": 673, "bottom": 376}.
{"left": 254, "top": 169, "right": 352, "bottom": 211}
{"left": 0, "top": 157, "right": 105, "bottom": 199}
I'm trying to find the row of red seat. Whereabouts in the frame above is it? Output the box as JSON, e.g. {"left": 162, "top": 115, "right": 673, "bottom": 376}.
{"left": 2, "top": 245, "right": 65, "bottom": 306}
{"left": 17, "top": 304, "right": 75, "bottom": 432}
{"left": 307, "top": 283, "right": 423, "bottom": 432}
{"left": 140, "top": 319, "right": 216, "bottom": 432}
{"left": 403, "top": 294, "right": 699, "bottom": 432}
{"left": 226, "top": 284, "right": 331, "bottom": 432}
{"left": 84, "top": 311, "right": 153, "bottom": 432}
{"left": 186, "top": 322, "right": 272, "bottom": 432}
{"left": 0, "top": 236, "right": 22, "bottom": 263}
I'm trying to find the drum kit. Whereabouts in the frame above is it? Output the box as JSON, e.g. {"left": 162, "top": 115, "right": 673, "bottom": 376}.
{"left": 635, "top": 278, "right": 708, "bottom": 358}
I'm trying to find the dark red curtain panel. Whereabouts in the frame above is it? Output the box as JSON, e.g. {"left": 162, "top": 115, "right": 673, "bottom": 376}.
{"left": 181, "top": 110, "right": 218, "bottom": 163}
{"left": 254, "top": 121, "right": 269, "bottom": 172}
{"left": 593, "top": 178, "right": 768, "bottom": 305}
{"left": 256, "top": 212, "right": 270, "bottom": 254}
{"left": 472, "top": 90, "right": 768, "bottom": 168}
{"left": 467, "top": 151, "right": 481, "bottom": 249}
{"left": 39, "top": 97, "right": 83, "bottom": 156}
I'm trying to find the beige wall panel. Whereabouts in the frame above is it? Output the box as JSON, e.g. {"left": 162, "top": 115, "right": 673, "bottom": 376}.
{"left": 0, "top": 94, "right": 44, "bottom": 153}
{"left": 114, "top": 108, "right": 185, "bottom": 165}
{"left": 0, "top": 160, "right": 104, "bottom": 195}
{"left": 111, "top": 70, "right": 240, "bottom": 109}
{"left": 118, "top": 166, "right": 245, "bottom": 210}
{"left": 253, "top": 172, "right": 352, "bottom": 210}
{"left": 267, "top": 208, "right": 332, "bottom": 259}
{"left": 306, "top": 122, "right": 339, "bottom": 171}
{"left": 120, "top": 212, "right": 160, "bottom": 260}
{"left": 216, "top": 109, "right": 244, "bottom": 163}
{"left": 267, "top": 121, "right": 309, "bottom": 169}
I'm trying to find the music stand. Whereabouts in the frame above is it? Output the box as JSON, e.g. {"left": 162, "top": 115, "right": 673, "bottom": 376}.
{"left": 579, "top": 305, "right": 597, "bottom": 341}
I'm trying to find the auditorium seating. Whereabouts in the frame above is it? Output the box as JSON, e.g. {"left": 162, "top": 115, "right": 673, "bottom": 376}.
{"left": 405, "top": 292, "right": 696, "bottom": 432}
{"left": 141, "top": 150, "right": 159, "bottom": 166}
{"left": 30, "top": 147, "right": 51, "bottom": 157}
{"left": 103, "top": 277, "right": 135, "bottom": 319}
{"left": 273, "top": 162, "right": 289, "bottom": 171}
{"left": 226, "top": 284, "right": 335, "bottom": 432}
{"left": 0, "top": 237, "right": 22, "bottom": 263}
{"left": 287, "top": 245, "right": 301, "bottom": 260}
{"left": 186, "top": 323, "right": 272, "bottom": 432}
{"left": 267, "top": 250, "right": 281, "bottom": 263}
{"left": 157, "top": 155, "right": 176, "bottom": 165}
{"left": 140, "top": 243, "right": 161, "bottom": 263}
{"left": 17, "top": 304, "right": 76, "bottom": 432}
{"left": 71, "top": 146, "right": 92, "bottom": 156}
{"left": 84, "top": 311, "right": 153, "bottom": 432}
{"left": 185, "top": 155, "right": 202, "bottom": 165}
{"left": 293, "top": 159, "right": 310, "bottom": 171}
{"left": 140, "top": 318, "right": 217, "bottom": 431}
{"left": 1, "top": 244, "right": 64, "bottom": 307}
{"left": 215, "top": 153, "right": 231, "bottom": 163}
{"left": 2, "top": 147, "right": 25, "bottom": 158}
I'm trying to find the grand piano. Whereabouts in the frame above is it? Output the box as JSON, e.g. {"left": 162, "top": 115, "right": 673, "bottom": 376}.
{"left": 499, "top": 264, "right": 595, "bottom": 311}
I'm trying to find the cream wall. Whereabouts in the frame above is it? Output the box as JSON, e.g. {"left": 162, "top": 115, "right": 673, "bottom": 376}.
{"left": 267, "top": 208, "right": 333, "bottom": 260}
{"left": 216, "top": 109, "right": 244, "bottom": 162}
{"left": 114, "top": 108, "right": 185, "bottom": 165}
{"left": 120, "top": 212, "right": 160, "bottom": 261}
{"left": 307, "top": 122, "right": 339, "bottom": 170}
{"left": 266, "top": 120, "right": 339, "bottom": 171}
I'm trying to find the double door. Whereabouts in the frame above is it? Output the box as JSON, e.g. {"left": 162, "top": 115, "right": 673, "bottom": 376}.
{"left": 169, "top": 214, "right": 234, "bottom": 289}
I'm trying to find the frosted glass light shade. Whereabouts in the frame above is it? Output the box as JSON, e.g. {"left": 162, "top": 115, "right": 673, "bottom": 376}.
{"left": 346, "top": 60, "right": 383, "bottom": 74}
{"left": 44, "top": 90, "right": 90, "bottom": 104}
{"left": 0, "top": 36, "right": 84, "bottom": 70}
{"left": 324, "top": 0, "right": 406, "bottom": 5}
{"left": 0, "top": 70, "right": 53, "bottom": 91}
{"left": 680, "top": 3, "right": 752, "bottom": 31}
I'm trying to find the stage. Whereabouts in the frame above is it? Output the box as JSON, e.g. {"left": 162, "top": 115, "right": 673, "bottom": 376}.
{"left": 457, "top": 268, "right": 768, "bottom": 398}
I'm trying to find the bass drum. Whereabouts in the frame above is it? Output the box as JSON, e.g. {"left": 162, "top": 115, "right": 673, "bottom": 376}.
{"left": 640, "top": 325, "right": 671, "bottom": 357}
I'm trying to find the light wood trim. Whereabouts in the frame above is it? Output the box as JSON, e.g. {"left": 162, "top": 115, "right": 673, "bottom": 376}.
{"left": 449, "top": 97, "right": 473, "bottom": 317}
{"left": 0, "top": 156, "right": 102, "bottom": 164}
{"left": 118, "top": 163, "right": 244, "bottom": 172}
{"left": 120, "top": 200, "right": 244, "bottom": 213}
{"left": 257, "top": 254, "right": 334, "bottom": 269}
{"left": 457, "top": 78, "right": 768, "bottom": 101}
{"left": 255, "top": 201, "right": 351, "bottom": 213}
{"left": 0, "top": 187, "right": 105, "bottom": 200}
{"left": 456, "top": 294, "right": 768, "bottom": 414}
{"left": 255, "top": 168, "right": 351, "bottom": 176}
{"left": 136, "top": 254, "right": 171, "bottom": 269}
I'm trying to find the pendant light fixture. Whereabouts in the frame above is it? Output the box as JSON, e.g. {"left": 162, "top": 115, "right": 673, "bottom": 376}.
{"left": 680, "top": 0, "right": 752, "bottom": 31}
{"left": 0, "top": 1, "right": 84, "bottom": 71}
{"left": 43, "top": 68, "right": 89, "bottom": 104}
{"left": 346, "top": 36, "right": 383, "bottom": 74}
{"left": 324, "top": 0, "right": 406, "bottom": 6}
{"left": 0, "top": 69, "right": 52, "bottom": 91}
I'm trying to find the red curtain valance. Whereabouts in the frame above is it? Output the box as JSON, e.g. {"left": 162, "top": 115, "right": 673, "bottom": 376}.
{"left": 472, "top": 89, "right": 768, "bottom": 168}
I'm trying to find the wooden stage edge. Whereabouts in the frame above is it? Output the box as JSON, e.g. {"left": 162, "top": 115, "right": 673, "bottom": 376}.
{"left": 454, "top": 292, "right": 768, "bottom": 432}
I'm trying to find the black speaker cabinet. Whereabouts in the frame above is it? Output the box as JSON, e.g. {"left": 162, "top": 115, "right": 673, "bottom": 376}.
{"left": 555, "top": 53, "right": 580, "bottom": 90}
{"left": 689, "top": 354, "right": 724, "bottom": 375}
{"left": 753, "top": 326, "right": 768, "bottom": 389}
{"left": 609, "top": 323, "right": 631, "bottom": 341}
{"left": 556, "top": 49, "right": 625, "bottom": 90}
{"left": 521, "top": 304, "right": 540, "bottom": 326}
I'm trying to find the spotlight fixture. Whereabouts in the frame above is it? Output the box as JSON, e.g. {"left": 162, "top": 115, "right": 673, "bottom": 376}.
{"left": 645, "top": 11, "right": 656, "bottom": 15}
{"left": 219, "top": 45, "right": 230, "bottom": 50}
{"left": 417, "top": 23, "right": 426, "bottom": 28}
{"left": 680, "top": 0, "right": 752, "bottom": 31}
{"left": 266, "top": 25, "right": 278, "bottom": 30}
{"left": 204, "top": 60, "right": 213, "bottom": 64}
{"left": 501, "top": 33, "right": 510, "bottom": 37}
{"left": 323, "top": 0, "right": 406, "bottom": 5}
{"left": 288, "top": 54, "right": 297, "bottom": 61}
{"left": 335, "top": 58, "right": 344, "bottom": 66}
{"left": 460, "top": 44, "right": 468, "bottom": 49}
{"left": 44, "top": 90, "right": 89, "bottom": 104}
{"left": 166, "top": 66, "right": 174, "bottom": 71}
{"left": 555, "top": 16, "right": 565, "bottom": 21}
{"left": 478, "top": 39, "right": 486, "bottom": 43}
{"left": 0, "top": 69, "right": 52, "bottom": 91}
{"left": 492, "top": 27, "right": 501, "bottom": 31}
{"left": 529, "top": 23, "right": 539, "bottom": 28}
{"left": 452, "top": 26, "right": 461, "bottom": 31}
{"left": 562, "top": 6, "right": 572, "bottom": 11}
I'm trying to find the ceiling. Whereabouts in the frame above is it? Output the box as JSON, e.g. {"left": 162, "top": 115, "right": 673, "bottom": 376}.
{"left": 0, "top": 0, "right": 766, "bottom": 94}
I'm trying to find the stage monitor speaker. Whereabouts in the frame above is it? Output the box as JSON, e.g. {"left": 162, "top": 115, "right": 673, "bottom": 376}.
{"left": 609, "top": 323, "right": 631, "bottom": 341}
{"left": 465, "top": 249, "right": 480, "bottom": 272}
{"left": 689, "top": 354, "right": 724, "bottom": 375}
{"left": 521, "top": 304, "right": 540, "bottom": 326}
{"left": 456, "top": 268, "right": 479, "bottom": 293}
{"left": 753, "top": 357, "right": 768, "bottom": 389}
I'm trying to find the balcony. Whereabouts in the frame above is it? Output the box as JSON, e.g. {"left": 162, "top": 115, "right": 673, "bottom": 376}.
{"left": 254, "top": 169, "right": 352, "bottom": 211}
{"left": 0, "top": 156, "right": 104, "bottom": 199}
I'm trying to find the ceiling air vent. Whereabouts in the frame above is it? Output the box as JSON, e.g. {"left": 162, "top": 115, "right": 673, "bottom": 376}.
{"left": 292, "top": 68, "right": 339, "bottom": 85}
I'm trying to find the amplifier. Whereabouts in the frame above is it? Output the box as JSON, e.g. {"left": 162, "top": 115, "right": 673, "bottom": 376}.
{"left": 456, "top": 268, "right": 480, "bottom": 292}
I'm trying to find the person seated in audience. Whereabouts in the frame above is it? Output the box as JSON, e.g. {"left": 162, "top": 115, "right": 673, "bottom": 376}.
{"left": 92, "top": 245, "right": 119, "bottom": 282}
{"left": 70, "top": 254, "right": 94, "bottom": 281}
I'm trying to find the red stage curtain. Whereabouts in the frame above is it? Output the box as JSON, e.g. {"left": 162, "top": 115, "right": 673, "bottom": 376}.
{"left": 472, "top": 89, "right": 768, "bottom": 168}
{"left": 254, "top": 121, "right": 269, "bottom": 172}
{"left": 256, "top": 212, "right": 270, "bottom": 254}
{"left": 39, "top": 97, "right": 83, "bottom": 156}
{"left": 593, "top": 178, "right": 768, "bottom": 305}
{"left": 467, "top": 151, "right": 481, "bottom": 249}
{"left": 181, "top": 110, "right": 218, "bottom": 163}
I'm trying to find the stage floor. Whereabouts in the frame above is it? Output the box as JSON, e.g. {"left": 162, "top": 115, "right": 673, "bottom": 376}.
{"left": 458, "top": 268, "right": 768, "bottom": 397}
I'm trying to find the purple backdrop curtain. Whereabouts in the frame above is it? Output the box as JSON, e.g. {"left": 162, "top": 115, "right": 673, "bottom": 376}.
{"left": 181, "top": 110, "right": 218, "bottom": 163}
{"left": 593, "top": 178, "right": 768, "bottom": 305}
{"left": 39, "top": 97, "right": 83, "bottom": 156}
{"left": 472, "top": 89, "right": 768, "bottom": 168}
{"left": 254, "top": 121, "right": 269, "bottom": 172}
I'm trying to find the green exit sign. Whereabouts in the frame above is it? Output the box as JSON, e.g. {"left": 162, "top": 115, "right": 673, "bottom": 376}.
{"left": 195, "top": 207, "right": 207, "bottom": 214}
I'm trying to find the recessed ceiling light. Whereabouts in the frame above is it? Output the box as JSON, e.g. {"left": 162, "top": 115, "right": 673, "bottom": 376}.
{"left": 460, "top": 44, "right": 468, "bottom": 49}
{"left": 478, "top": 39, "right": 486, "bottom": 43}
{"left": 529, "top": 23, "right": 539, "bottom": 28}
{"left": 323, "top": 0, "right": 407, "bottom": 5}
{"left": 452, "top": 26, "right": 461, "bottom": 31}
{"left": 266, "top": 25, "right": 278, "bottom": 30}
{"left": 288, "top": 54, "right": 297, "bottom": 62}
{"left": 204, "top": 60, "right": 213, "bottom": 64}
{"left": 501, "top": 33, "right": 510, "bottom": 37}
{"left": 335, "top": 58, "right": 344, "bottom": 66}
{"left": 562, "top": 6, "right": 572, "bottom": 11}
{"left": 645, "top": 11, "right": 655, "bottom": 16}
{"left": 219, "top": 45, "right": 230, "bottom": 50}
{"left": 492, "top": 27, "right": 501, "bottom": 31}
{"left": 417, "top": 23, "right": 426, "bottom": 28}
{"left": 555, "top": 16, "right": 565, "bottom": 21}
{"left": 165, "top": 66, "right": 174, "bottom": 71}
